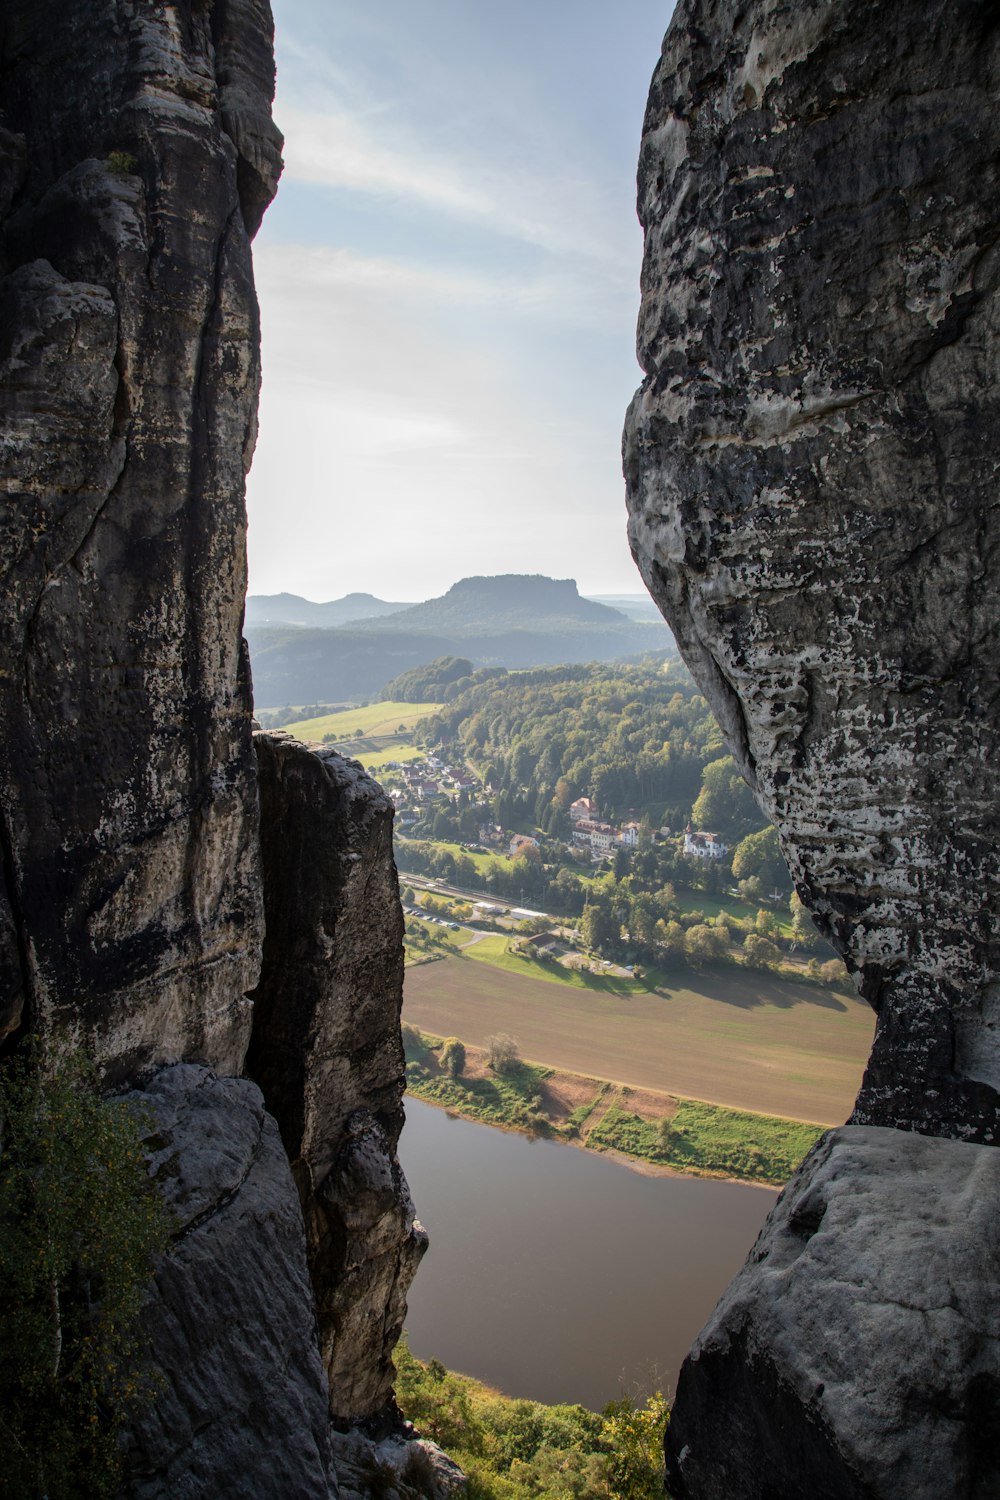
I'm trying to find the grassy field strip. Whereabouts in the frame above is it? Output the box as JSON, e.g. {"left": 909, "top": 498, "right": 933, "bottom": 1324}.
{"left": 403, "top": 1032, "right": 824, "bottom": 1186}
{"left": 461, "top": 934, "right": 644, "bottom": 995}
{"left": 278, "top": 700, "right": 443, "bottom": 742}
{"left": 403, "top": 952, "right": 873, "bottom": 1125}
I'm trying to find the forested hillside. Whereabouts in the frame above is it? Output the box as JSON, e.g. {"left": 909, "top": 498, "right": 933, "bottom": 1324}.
{"left": 419, "top": 659, "right": 761, "bottom": 837}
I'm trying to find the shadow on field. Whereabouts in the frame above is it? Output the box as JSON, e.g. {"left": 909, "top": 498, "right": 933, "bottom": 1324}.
{"left": 652, "top": 966, "right": 850, "bottom": 1014}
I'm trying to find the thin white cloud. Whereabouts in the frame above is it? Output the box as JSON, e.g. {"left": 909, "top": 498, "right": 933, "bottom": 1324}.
{"left": 276, "top": 97, "right": 634, "bottom": 273}
{"left": 283, "top": 106, "right": 493, "bottom": 221}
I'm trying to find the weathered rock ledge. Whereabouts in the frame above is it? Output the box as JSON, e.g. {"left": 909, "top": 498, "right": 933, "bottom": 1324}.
{"left": 0, "top": 0, "right": 282, "bottom": 1080}
{"left": 0, "top": 4, "right": 434, "bottom": 1495}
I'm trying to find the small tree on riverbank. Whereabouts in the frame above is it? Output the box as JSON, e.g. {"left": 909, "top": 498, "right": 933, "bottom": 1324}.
{"left": 440, "top": 1038, "right": 466, "bottom": 1078}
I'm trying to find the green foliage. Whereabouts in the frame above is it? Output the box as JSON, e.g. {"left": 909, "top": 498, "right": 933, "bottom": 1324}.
{"left": 602, "top": 1393, "right": 669, "bottom": 1500}
{"left": 395, "top": 1337, "right": 667, "bottom": 1500}
{"left": 588, "top": 1100, "right": 822, "bottom": 1185}
{"left": 405, "top": 1043, "right": 553, "bottom": 1137}
{"left": 731, "top": 825, "right": 790, "bottom": 894}
{"left": 401, "top": 1022, "right": 432, "bottom": 1062}
{"left": 421, "top": 659, "right": 726, "bottom": 825}
{"left": 742, "top": 931, "right": 781, "bottom": 970}
{"left": 682, "top": 922, "right": 728, "bottom": 967}
{"left": 106, "top": 149, "right": 137, "bottom": 176}
{"left": 690, "top": 755, "right": 758, "bottom": 837}
{"left": 579, "top": 903, "right": 618, "bottom": 956}
{"left": 485, "top": 1033, "right": 521, "bottom": 1075}
{"left": 380, "top": 655, "right": 478, "bottom": 702}
{"left": 0, "top": 1047, "right": 171, "bottom": 1498}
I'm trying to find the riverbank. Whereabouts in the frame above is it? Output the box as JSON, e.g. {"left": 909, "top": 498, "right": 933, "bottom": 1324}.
{"left": 403, "top": 1028, "right": 823, "bottom": 1187}
{"left": 396, "top": 1337, "right": 668, "bottom": 1500}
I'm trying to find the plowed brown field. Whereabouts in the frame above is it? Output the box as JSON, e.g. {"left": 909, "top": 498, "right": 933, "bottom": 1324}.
{"left": 402, "top": 954, "right": 874, "bottom": 1125}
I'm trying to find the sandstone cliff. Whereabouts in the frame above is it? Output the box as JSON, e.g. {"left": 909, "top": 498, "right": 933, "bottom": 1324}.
{"left": 0, "top": 4, "right": 430, "bottom": 1495}
{"left": 248, "top": 735, "right": 427, "bottom": 1427}
{"left": 625, "top": 2, "right": 1000, "bottom": 1495}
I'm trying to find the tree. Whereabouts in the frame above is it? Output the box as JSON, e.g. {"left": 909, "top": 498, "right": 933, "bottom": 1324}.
{"left": 485, "top": 1033, "right": 520, "bottom": 1074}
{"left": 754, "top": 908, "right": 781, "bottom": 940}
{"left": 580, "top": 903, "right": 618, "bottom": 955}
{"left": 654, "top": 918, "right": 685, "bottom": 959}
{"left": 821, "top": 958, "right": 848, "bottom": 986}
{"left": 691, "top": 755, "right": 758, "bottom": 834}
{"left": 789, "top": 891, "right": 817, "bottom": 949}
{"left": 683, "top": 922, "right": 728, "bottom": 967}
{"left": 742, "top": 932, "right": 781, "bottom": 969}
{"left": 440, "top": 1038, "right": 466, "bottom": 1078}
{"left": 731, "top": 825, "right": 790, "bottom": 894}
{"left": 602, "top": 1392, "right": 670, "bottom": 1500}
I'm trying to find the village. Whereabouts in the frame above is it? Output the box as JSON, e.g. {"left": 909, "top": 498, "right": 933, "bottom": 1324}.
{"left": 383, "top": 753, "right": 730, "bottom": 867}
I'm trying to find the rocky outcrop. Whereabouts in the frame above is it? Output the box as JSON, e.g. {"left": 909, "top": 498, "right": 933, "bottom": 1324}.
{"left": 330, "top": 1428, "right": 466, "bottom": 1500}
{"left": 665, "top": 1127, "right": 1000, "bottom": 1500}
{"left": 248, "top": 735, "right": 427, "bottom": 1426}
{"left": 0, "top": 4, "right": 435, "bottom": 1496}
{"left": 625, "top": 1, "right": 1000, "bottom": 1493}
{"left": 625, "top": 0, "right": 1000, "bottom": 1145}
{"left": 0, "top": 0, "right": 281, "bottom": 1079}
{"left": 120, "top": 1064, "right": 337, "bottom": 1500}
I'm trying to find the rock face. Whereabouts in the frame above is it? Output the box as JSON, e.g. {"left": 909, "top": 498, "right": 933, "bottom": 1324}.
{"left": 248, "top": 735, "right": 428, "bottom": 1426}
{"left": 0, "top": 5, "right": 434, "bottom": 1496}
{"left": 665, "top": 1127, "right": 1000, "bottom": 1500}
{"left": 625, "top": 2, "right": 1000, "bottom": 1493}
{"left": 625, "top": 0, "right": 1000, "bottom": 1145}
{"left": 120, "top": 1065, "right": 338, "bottom": 1500}
{"left": 0, "top": 0, "right": 281, "bottom": 1079}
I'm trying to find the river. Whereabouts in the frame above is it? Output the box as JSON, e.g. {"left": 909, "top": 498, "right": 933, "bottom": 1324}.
{"left": 398, "top": 1098, "right": 777, "bottom": 1412}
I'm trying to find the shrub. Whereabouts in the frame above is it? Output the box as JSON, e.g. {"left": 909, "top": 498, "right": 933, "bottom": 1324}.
{"left": 602, "top": 1392, "right": 669, "bottom": 1500}
{"left": 106, "top": 148, "right": 137, "bottom": 176}
{"left": 485, "top": 1033, "right": 520, "bottom": 1075}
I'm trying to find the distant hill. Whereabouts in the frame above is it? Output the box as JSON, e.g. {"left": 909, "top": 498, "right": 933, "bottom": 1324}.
{"left": 244, "top": 591, "right": 410, "bottom": 628}
{"left": 245, "top": 574, "right": 675, "bottom": 707}
{"left": 586, "top": 592, "right": 664, "bottom": 623}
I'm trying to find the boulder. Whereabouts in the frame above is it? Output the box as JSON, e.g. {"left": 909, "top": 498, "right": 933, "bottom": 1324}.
{"left": 120, "top": 1064, "right": 337, "bottom": 1500}
{"left": 666, "top": 1127, "right": 1000, "bottom": 1500}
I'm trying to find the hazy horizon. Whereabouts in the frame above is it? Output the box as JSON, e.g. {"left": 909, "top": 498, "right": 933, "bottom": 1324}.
{"left": 246, "top": 0, "right": 676, "bottom": 602}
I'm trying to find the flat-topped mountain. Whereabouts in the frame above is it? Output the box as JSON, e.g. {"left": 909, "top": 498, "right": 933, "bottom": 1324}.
{"left": 350, "top": 574, "right": 628, "bottom": 632}
{"left": 244, "top": 574, "right": 674, "bottom": 707}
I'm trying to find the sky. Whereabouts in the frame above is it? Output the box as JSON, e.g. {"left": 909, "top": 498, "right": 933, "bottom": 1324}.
{"left": 246, "top": 0, "right": 676, "bottom": 603}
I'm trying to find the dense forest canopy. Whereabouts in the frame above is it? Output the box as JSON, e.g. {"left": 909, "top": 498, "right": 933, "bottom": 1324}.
{"left": 418, "top": 658, "right": 764, "bottom": 839}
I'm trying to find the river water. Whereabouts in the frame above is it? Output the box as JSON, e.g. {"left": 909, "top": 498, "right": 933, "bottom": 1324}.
{"left": 398, "top": 1098, "right": 777, "bottom": 1412}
